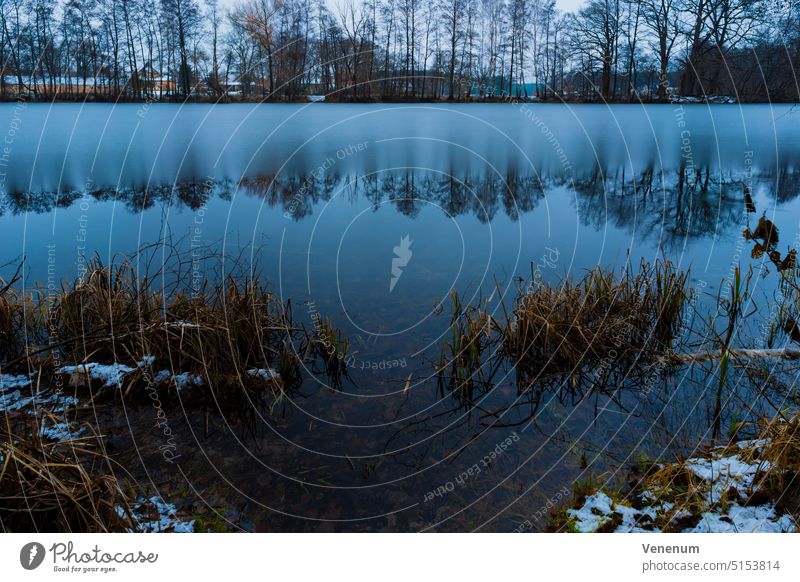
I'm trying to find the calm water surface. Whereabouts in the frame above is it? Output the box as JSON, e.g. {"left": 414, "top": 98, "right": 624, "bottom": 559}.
{"left": 1, "top": 103, "right": 798, "bottom": 530}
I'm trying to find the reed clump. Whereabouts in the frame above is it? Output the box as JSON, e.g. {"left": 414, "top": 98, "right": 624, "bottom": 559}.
{"left": 755, "top": 415, "right": 800, "bottom": 513}
{"left": 0, "top": 413, "right": 135, "bottom": 532}
{"left": 437, "top": 290, "right": 494, "bottom": 403}
{"left": 502, "top": 260, "right": 688, "bottom": 382}
{"left": 0, "top": 260, "right": 326, "bottom": 405}
{"left": 436, "top": 260, "right": 688, "bottom": 400}
{"left": 0, "top": 268, "right": 35, "bottom": 362}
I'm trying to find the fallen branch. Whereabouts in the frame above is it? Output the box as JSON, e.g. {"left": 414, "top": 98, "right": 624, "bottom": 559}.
{"left": 668, "top": 348, "right": 800, "bottom": 364}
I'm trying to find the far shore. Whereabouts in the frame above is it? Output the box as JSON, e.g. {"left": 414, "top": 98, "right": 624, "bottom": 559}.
{"left": 1, "top": 96, "right": 796, "bottom": 106}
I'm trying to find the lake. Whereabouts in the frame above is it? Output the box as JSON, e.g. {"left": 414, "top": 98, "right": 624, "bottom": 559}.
{"left": 1, "top": 102, "right": 798, "bottom": 531}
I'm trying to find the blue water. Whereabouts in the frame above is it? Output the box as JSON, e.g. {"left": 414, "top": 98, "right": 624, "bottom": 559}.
{"left": 2, "top": 103, "right": 798, "bottom": 530}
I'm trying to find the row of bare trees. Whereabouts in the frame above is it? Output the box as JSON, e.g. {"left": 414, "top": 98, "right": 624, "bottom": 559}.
{"left": 0, "top": 0, "right": 798, "bottom": 102}
{"left": 567, "top": 0, "right": 795, "bottom": 101}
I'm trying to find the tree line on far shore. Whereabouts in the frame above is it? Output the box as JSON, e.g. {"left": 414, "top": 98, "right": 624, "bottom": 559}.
{"left": 1, "top": 0, "right": 798, "bottom": 103}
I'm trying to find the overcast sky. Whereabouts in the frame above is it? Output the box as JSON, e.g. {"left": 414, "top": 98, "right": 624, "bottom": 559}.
{"left": 554, "top": 0, "right": 585, "bottom": 11}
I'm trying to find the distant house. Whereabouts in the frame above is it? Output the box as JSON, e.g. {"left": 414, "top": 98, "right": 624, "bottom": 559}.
{"left": 220, "top": 78, "right": 259, "bottom": 96}
{"left": 137, "top": 64, "right": 175, "bottom": 96}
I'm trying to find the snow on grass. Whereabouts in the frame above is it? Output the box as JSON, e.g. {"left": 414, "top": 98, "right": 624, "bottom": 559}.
{"left": 1, "top": 374, "right": 78, "bottom": 414}
{"left": 56, "top": 357, "right": 161, "bottom": 389}
{"left": 151, "top": 367, "right": 279, "bottom": 391}
{"left": 0, "top": 373, "right": 33, "bottom": 390}
{"left": 2, "top": 374, "right": 84, "bottom": 441}
{"left": 153, "top": 370, "right": 203, "bottom": 391}
{"left": 0, "top": 374, "right": 35, "bottom": 412}
{"left": 57, "top": 362, "right": 136, "bottom": 388}
{"left": 568, "top": 491, "right": 661, "bottom": 533}
{"left": 566, "top": 442, "right": 797, "bottom": 533}
{"left": 56, "top": 358, "right": 280, "bottom": 393}
{"left": 688, "top": 504, "right": 796, "bottom": 533}
{"left": 247, "top": 368, "right": 280, "bottom": 382}
{"left": 685, "top": 453, "right": 768, "bottom": 503}
{"left": 170, "top": 372, "right": 203, "bottom": 391}
{"left": 568, "top": 491, "right": 614, "bottom": 532}
{"left": 25, "top": 358, "right": 279, "bottom": 398}
{"left": 165, "top": 321, "right": 200, "bottom": 329}
{"left": 118, "top": 496, "right": 195, "bottom": 533}
{"left": 39, "top": 420, "right": 86, "bottom": 442}
{"left": 0, "top": 389, "right": 34, "bottom": 412}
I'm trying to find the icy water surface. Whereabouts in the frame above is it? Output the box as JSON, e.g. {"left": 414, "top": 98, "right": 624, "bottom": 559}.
{"left": 1, "top": 103, "right": 799, "bottom": 530}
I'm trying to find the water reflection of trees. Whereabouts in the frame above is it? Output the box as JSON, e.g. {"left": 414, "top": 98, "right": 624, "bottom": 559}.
{"left": 3, "top": 165, "right": 797, "bottom": 245}
{"left": 573, "top": 165, "right": 755, "bottom": 243}
{"left": 244, "top": 172, "right": 547, "bottom": 223}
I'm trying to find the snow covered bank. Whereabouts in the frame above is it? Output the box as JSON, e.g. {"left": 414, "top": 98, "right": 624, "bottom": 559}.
{"left": 563, "top": 440, "right": 797, "bottom": 533}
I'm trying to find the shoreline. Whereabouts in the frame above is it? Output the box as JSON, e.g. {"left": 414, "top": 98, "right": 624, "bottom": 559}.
{"left": 1, "top": 97, "right": 798, "bottom": 106}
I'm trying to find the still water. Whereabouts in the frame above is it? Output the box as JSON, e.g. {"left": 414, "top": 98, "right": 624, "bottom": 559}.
{"left": 1, "top": 103, "right": 798, "bottom": 530}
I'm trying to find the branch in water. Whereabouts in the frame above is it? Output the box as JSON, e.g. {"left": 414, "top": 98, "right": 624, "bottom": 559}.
{"left": 668, "top": 348, "right": 800, "bottom": 364}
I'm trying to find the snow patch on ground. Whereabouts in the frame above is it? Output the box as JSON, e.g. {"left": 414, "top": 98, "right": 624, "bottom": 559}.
{"left": 57, "top": 362, "right": 135, "bottom": 388}
{"left": 39, "top": 420, "right": 86, "bottom": 442}
{"left": 57, "top": 357, "right": 161, "bottom": 389}
{"left": 153, "top": 370, "right": 204, "bottom": 391}
{"left": 568, "top": 491, "right": 661, "bottom": 533}
{"left": 1, "top": 383, "right": 78, "bottom": 414}
{"left": 0, "top": 373, "right": 33, "bottom": 390}
{"left": 685, "top": 453, "right": 767, "bottom": 503}
{"left": 671, "top": 95, "right": 736, "bottom": 104}
{"left": 14, "top": 360, "right": 280, "bottom": 399}
{"left": 166, "top": 321, "right": 200, "bottom": 329}
{"left": 567, "top": 442, "right": 796, "bottom": 533}
{"left": 2, "top": 374, "right": 84, "bottom": 441}
{"left": 119, "top": 496, "right": 195, "bottom": 533}
{"left": 688, "top": 504, "right": 796, "bottom": 533}
{"left": 170, "top": 372, "right": 203, "bottom": 391}
{"left": 247, "top": 368, "right": 280, "bottom": 382}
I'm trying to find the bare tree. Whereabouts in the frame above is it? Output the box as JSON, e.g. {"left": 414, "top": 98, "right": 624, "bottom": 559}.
{"left": 230, "top": 0, "right": 282, "bottom": 96}
{"left": 642, "top": 0, "right": 680, "bottom": 98}
{"left": 442, "top": 0, "right": 465, "bottom": 99}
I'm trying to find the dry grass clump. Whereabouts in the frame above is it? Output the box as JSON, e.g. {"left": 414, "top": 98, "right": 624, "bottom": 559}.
{"left": 0, "top": 268, "right": 35, "bottom": 362}
{"left": 0, "top": 260, "right": 325, "bottom": 404}
{"left": 502, "top": 260, "right": 688, "bottom": 382}
{"left": 435, "top": 261, "right": 688, "bottom": 401}
{"left": 143, "top": 278, "right": 306, "bottom": 393}
{"left": 0, "top": 414, "right": 135, "bottom": 532}
{"left": 754, "top": 415, "right": 800, "bottom": 513}
{"left": 53, "top": 262, "right": 161, "bottom": 363}
{"left": 637, "top": 460, "right": 716, "bottom": 525}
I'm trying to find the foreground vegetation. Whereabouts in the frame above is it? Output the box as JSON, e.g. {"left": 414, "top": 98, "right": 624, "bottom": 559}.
{"left": 0, "top": 259, "right": 347, "bottom": 410}
{"left": 437, "top": 260, "right": 689, "bottom": 404}
{"left": 550, "top": 414, "right": 800, "bottom": 532}
{"left": 0, "top": 259, "right": 346, "bottom": 532}
{"left": 2, "top": 219, "right": 800, "bottom": 530}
